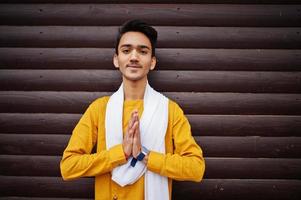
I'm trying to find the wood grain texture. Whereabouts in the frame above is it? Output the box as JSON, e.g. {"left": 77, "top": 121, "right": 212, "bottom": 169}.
{"left": 1, "top": 113, "right": 300, "bottom": 136}
{"left": 1, "top": 0, "right": 301, "bottom": 4}
{"left": 0, "top": 4, "right": 300, "bottom": 26}
{"left": 1, "top": 48, "right": 300, "bottom": 71}
{"left": 0, "top": 1, "right": 300, "bottom": 200}
{"left": 0, "top": 155, "right": 300, "bottom": 179}
{"left": 1, "top": 26, "right": 301, "bottom": 49}
{"left": 1, "top": 91, "right": 300, "bottom": 114}
{"left": 1, "top": 134, "right": 300, "bottom": 158}
{"left": 172, "top": 179, "right": 301, "bottom": 200}
{"left": 0, "top": 176, "right": 300, "bottom": 200}
{"left": 0, "top": 198, "right": 91, "bottom": 200}
{"left": 0, "top": 176, "right": 94, "bottom": 198}
{"left": 1, "top": 70, "right": 300, "bottom": 93}
{"left": 196, "top": 136, "right": 301, "bottom": 158}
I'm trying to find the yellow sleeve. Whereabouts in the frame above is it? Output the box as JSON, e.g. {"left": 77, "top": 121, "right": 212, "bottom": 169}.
{"left": 147, "top": 102, "right": 205, "bottom": 182}
{"left": 60, "top": 98, "right": 127, "bottom": 180}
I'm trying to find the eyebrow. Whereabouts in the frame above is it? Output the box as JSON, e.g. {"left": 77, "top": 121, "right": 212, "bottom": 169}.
{"left": 120, "top": 44, "right": 151, "bottom": 50}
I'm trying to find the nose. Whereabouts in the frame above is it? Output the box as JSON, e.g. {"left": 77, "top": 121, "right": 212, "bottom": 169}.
{"left": 130, "top": 50, "right": 139, "bottom": 62}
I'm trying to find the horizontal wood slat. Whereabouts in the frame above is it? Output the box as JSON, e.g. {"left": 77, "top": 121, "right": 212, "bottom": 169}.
{"left": 172, "top": 179, "right": 301, "bottom": 200}
{"left": 1, "top": 155, "right": 300, "bottom": 179}
{"left": 0, "top": 113, "right": 79, "bottom": 135}
{"left": 1, "top": 113, "right": 300, "bottom": 137}
{"left": 1, "top": 134, "right": 300, "bottom": 158}
{"left": 1, "top": 48, "right": 300, "bottom": 71}
{"left": 0, "top": 176, "right": 94, "bottom": 198}
{"left": 196, "top": 137, "right": 301, "bottom": 158}
{"left": 1, "top": 26, "right": 301, "bottom": 49}
{"left": 0, "top": 91, "right": 300, "bottom": 115}
{"left": 205, "top": 158, "right": 301, "bottom": 179}
{"left": 0, "top": 176, "right": 300, "bottom": 200}
{"left": 1, "top": 70, "right": 300, "bottom": 93}
{"left": 0, "top": 4, "right": 300, "bottom": 27}
{"left": 0, "top": 198, "right": 91, "bottom": 200}
{"left": 187, "top": 115, "right": 301, "bottom": 137}
{"left": 1, "top": 0, "right": 301, "bottom": 4}
{"left": 0, "top": 2, "right": 300, "bottom": 200}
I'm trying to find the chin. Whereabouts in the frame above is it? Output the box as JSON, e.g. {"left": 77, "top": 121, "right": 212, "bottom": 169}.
{"left": 126, "top": 77, "right": 143, "bottom": 82}
{"left": 124, "top": 74, "right": 145, "bottom": 82}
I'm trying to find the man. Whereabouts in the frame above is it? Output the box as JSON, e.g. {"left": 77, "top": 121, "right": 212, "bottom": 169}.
{"left": 60, "top": 19, "right": 205, "bottom": 200}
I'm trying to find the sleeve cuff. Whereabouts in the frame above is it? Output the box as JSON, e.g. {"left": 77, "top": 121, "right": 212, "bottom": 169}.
{"left": 147, "top": 151, "right": 164, "bottom": 174}
{"left": 108, "top": 144, "right": 127, "bottom": 168}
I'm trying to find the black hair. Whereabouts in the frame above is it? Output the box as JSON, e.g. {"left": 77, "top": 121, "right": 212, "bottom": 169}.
{"left": 115, "top": 19, "right": 158, "bottom": 57}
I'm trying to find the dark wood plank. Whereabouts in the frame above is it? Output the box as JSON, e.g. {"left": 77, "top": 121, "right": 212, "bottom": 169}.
{"left": 188, "top": 115, "right": 301, "bottom": 137}
{"left": 1, "top": 134, "right": 300, "bottom": 158}
{"left": 1, "top": 91, "right": 300, "bottom": 115}
{"left": 0, "top": 134, "right": 69, "bottom": 156}
{"left": 1, "top": 176, "right": 300, "bottom": 199}
{"left": 1, "top": 0, "right": 300, "bottom": 4}
{"left": 204, "top": 158, "right": 301, "bottom": 179}
{"left": 1, "top": 176, "right": 300, "bottom": 200}
{"left": 1, "top": 48, "right": 300, "bottom": 71}
{"left": 205, "top": 158, "right": 301, "bottom": 179}
{"left": 1, "top": 70, "right": 300, "bottom": 93}
{"left": 197, "top": 136, "right": 301, "bottom": 158}
{"left": 1, "top": 26, "right": 301, "bottom": 49}
{"left": 172, "top": 179, "right": 301, "bottom": 200}
{"left": 0, "top": 198, "right": 91, "bottom": 200}
{"left": 0, "top": 4, "right": 300, "bottom": 27}
{"left": 1, "top": 155, "right": 300, "bottom": 179}
{"left": 1, "top": 113, "right": 300, "bottom": 137}
{"left": 0, "top": 176, "right": 94, "bottom": 198}
{"left": 0, "top": 113, "right": 80, "bottom": 135}
{"left": 0, "top": 91, "right": 110, "bottom": 114}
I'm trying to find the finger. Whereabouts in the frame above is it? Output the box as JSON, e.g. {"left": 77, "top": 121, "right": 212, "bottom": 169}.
{"left": 132, "top": 109, "right": 138, "bottom": 118}
{"left": 129, "top": 109, "right": 138, "bottom": 129}
{"left": 131, "top": 121, "right": 139, "bottom": 136}
{"left": 131, "top": 109, "right": 137, "bottom": 118}
{"left": 128, "top": 126, "right": 135, "bottom": 137}
{"left": 135, "top": 115, "right": 140, "bottom": 135}
{"left": 128, "top": 113, "right": 135, "bottom": 129}
{"left": 135, "top": 123, "right": 141, "bottom": 142}
{"left": 129, "top": 111, "right": 138, "bottom": 129}
{"left": 136, "top": 124, "right": 140, "bottom": 140}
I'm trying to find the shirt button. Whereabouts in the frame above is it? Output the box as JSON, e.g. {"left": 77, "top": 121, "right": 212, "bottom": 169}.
{"left": 113, "top": 195, "right": 118, "bottom": 200}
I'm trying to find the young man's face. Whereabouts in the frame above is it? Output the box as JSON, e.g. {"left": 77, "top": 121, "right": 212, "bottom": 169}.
{"left": 113, "top": 31, "right": 156, "bottom": 82}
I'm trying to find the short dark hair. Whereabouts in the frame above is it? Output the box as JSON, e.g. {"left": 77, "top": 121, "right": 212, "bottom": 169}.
{"left": 115, "top": 19, "right": 158, "bottom": 57}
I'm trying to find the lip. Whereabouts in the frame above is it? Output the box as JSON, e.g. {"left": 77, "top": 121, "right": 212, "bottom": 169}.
{"left": 126, "top": 65, "right": 142, "bottom": 68}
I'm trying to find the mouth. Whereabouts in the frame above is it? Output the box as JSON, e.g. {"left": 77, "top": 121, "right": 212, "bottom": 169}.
{"left": 126, "top": 64, "right": 142, "bottom": 68}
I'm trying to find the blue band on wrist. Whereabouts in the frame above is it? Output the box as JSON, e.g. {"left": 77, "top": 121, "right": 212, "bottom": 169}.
{"left": 137, "top": 152, "right": 146, "bottom": 161}
{"left": 130, "top": 158, "right": 138, "bottom": 167}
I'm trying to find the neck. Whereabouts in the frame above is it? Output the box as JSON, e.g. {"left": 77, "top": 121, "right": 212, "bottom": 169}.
{"left": 123, "top": 77, "right": 147, "bottom": 100}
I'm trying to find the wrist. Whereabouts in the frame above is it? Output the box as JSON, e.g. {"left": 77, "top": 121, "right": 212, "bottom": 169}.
{"left": 142, "top": 153, "right": 149, "bottom": 164}
{"left": 137, "top": 146, "right": 150, "bottom": 161}
{"left": 130, "top": 146, "right": 150, "bottom": 167}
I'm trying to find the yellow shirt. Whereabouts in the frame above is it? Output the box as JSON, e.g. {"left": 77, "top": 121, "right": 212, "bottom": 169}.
{"left": 60, "top": 96, "right": 205, "bottom": 200}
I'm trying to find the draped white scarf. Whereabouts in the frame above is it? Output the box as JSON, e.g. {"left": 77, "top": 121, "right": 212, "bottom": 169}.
{"left": 105, "top": 82, "right": 169, "bottom": 200}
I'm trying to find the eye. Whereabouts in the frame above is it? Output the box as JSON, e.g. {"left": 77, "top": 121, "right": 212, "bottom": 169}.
{"left": 122, "top": 49, "right": 130, "bottom": 54}
{"left": 140, "top": 50, "right": 148, "bottom": 55}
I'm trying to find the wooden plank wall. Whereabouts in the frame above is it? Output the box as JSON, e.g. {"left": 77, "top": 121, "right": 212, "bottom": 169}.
{"left": 0, "top": 1, "right": 301, "bottom": 199}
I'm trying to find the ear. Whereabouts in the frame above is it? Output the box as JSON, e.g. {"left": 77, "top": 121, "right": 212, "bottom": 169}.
{"left": 150, "top": 56, "right": 156, "bottom": 71}
{"left": 113, "top": 54, "right": 119, "bottom": 69}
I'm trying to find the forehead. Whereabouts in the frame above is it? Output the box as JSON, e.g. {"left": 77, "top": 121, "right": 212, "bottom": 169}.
{"left": 119, "top": 31, "right": 152, "bottom": 49}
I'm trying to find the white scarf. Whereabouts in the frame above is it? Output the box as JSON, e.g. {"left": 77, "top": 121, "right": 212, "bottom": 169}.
{"left": 105, "top": 82, "right": 169, "bottom": 200}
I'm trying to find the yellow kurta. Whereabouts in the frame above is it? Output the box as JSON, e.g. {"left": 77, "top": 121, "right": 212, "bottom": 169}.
{"left": 60, "top": 96, "right": 205, "bottom": 200}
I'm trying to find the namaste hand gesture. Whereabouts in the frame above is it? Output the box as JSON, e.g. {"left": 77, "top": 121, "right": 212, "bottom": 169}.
{"left": 122, "top": 109, "right": 142, "bottom": 159}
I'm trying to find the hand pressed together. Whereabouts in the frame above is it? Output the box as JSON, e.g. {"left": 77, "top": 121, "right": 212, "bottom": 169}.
{"left": 122, "top": 109, "right": 142, "bottom": 159}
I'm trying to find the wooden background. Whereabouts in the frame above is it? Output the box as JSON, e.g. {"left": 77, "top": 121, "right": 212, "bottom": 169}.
{"left": 0, "top": 1, "right": 301, "bottom": 199}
